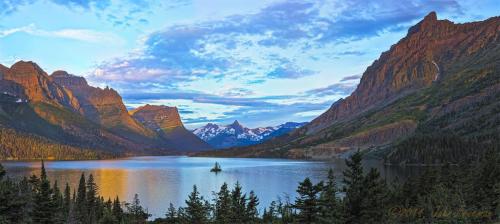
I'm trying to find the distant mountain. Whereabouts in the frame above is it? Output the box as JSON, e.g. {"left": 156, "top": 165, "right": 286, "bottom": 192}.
{"left": 0, "top": 61, "right": 209, "bottom": 160}
{"left": 193, "top": 120, "right": 307, "bottom": 149}
{"left": 130, "top": 104, "right": 212, "bottom": 152}
{"left": 196, "top": 12, "right": 500, "bottom": 164}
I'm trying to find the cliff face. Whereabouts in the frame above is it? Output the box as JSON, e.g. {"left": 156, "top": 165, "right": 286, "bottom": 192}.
{"left": 50, "top": 71, "right": 156, "bottom": 139}
{"left": 131, "top": 105, "right": 211, "bottom": 152}
{"left": 130, "top": 104, "right": 184, "bottom": 131}
{"left": 202, "top": 13, "right": 500, "bottom": 161}
{"left": 305, "top": 12, "right": 500, "bottom": 134}
{"left": 0, "top": 61, "right": 80, "bottom": 110}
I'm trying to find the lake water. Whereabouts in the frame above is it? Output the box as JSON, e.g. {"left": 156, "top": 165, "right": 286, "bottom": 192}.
{"left": 1, "top": 156, "right": 419, "bottom": 218}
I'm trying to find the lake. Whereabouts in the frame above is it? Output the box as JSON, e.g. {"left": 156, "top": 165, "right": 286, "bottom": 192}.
{"left": 1, "top": 156, "right": 419, "bottom": 218}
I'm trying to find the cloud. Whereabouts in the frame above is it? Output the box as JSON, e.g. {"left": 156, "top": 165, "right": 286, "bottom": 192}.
{"left": 267, "top": 65, "right": 316, "bottom": 79}
{"left": 0, "top": 24, "right": 121, "bottom": 43}
{"left": 305, "top": 83, "right": 357, "bottom": 97}
{"left": 340, "top": 74, "right": 362, "bottom": 82}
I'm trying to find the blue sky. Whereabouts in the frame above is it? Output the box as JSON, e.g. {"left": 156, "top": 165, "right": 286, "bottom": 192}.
{"left": 0, "top": 0, "right": 498, "bottom": 128}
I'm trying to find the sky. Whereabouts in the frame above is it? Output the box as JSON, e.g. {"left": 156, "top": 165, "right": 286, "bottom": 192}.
{"left": 0, "top": 0, "right": 498, "bottom": 128}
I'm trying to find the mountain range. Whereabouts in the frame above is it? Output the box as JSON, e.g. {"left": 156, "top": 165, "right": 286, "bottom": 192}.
{"left": 196, "top": 12, "right": 500, "bottom": 165}
{"left": 0, "top": 63, "right": 211, "bottom": 159}
{"left": 192, "top": 121, "right": 307, "bottom": 149}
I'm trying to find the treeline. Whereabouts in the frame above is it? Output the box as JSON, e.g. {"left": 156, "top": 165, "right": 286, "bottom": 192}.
{"left": 1, "top": 150, "right": 499, "bottom": 223}
{"left": 387, "top": 133, "right": 500, "bottom": 165}
{"left": 0, "top": 127, "right": 114, "bottom": 160}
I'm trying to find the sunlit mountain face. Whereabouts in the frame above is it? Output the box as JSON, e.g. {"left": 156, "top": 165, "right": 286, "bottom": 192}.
{"left": 0, "top": 0, "right": 498, "bottom": 129}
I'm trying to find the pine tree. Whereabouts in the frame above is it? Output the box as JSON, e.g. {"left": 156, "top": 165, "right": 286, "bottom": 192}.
{"left": 230, "top": 182, "right": 247, "bottom": 223}
{"left": 214, "top": 183, "right": 231, "bottom": 224}
{"left": 52, "top": 180, "right": 65, "bottom": 224}
{"left": 245, "top": 190, "right": 259, "bottom": 223}
{"left": 126, "top": 194, "right": 150, "bottom": 223}
{"left": 343, "top": 151, "right": 365, "bottom": 223}
{"left": 294, "top": 177, "right": 321, "bottom": 223}
{"left": 75, "top": 173, "right": 87, "bottom": 224}
{"left": 359, "top": 168, "right": 388, "bottom": 223}
{"left": 165, "top": 203, "right": 178, "bottom": 223}
{"left": 318, "top": 169, "right": 342, "bottom": 224}
{"left": 63, "top": 182, "right": 71, "bottom": 221}
{"left": 86, "top": 174, "right": 98, "bottom": 223}
{"left": 185, "top": 185, "right": 209, "bottom": 224}
{"left": 33, "top": 161, "right": 55, "bottom": 224}
{"left": 112, "top": 196, "right": 123, "bottom": 222}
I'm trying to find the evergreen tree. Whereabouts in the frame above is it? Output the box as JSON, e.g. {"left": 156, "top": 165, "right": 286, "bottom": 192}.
{"left": 184, "top": 185, "right": 209, "bottom": 224}
{"left": 294, "top": 177, "right": 321, "bottom": 223}
{"left": 165, "top": 203, "right": 178, "bottom": 223}
{"left": 343, "top": 151, "right": 365, "bottom": 223}
{"left": 75, "top": 173, "right": 87, "bottom": 224}
{"left": 33, "top": 161, "right": 55, "bottom": 224}
{"left": 52, "top": 180, "right": 65, "bottom": 224}
{"left": 125, "top": 194, "right": 150, "bottom": 223}
{"left": 318, "top": 169, "right": 342, "bottom": 224}
{"left": 63, "top": 182, "right": 71, "bottom": 221}
{"left": 230, "top": 182, "right": 247, "bottom": 223}
{"left": 245, "top": 190, "right": 259, "bottom": 223}
{"left": 214, "top": 183, "right": 231, "bottom": 224}
{"left": 87, "top": 174, "right": 98, "bottom": 223}
{"left": 112, "top": 196, "right": 123, "bottom": 222}
{"left": 359, "top": 168, "right": 388, "bottom": 223}
{"left": 99, "top": 208, "right": 118, "bottom": 224}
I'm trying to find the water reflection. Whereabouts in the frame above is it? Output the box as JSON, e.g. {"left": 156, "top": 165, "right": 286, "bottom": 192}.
{"left": 1, "top": 156, "right": 420, "bottom": 218}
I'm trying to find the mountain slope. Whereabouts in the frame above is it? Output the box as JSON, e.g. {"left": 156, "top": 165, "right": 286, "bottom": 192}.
{"left": 130, "top": 104, "right": 212, "bottom": 152}
{"left": 197, "top": 12, "right": 500, "bottom": 164}
{"left": 193, "top": 121, "right": 307, "bottom": 149}
{"left": 0, "top": 61, "right": 202, "bottom": 159}
{"left": 51, "top": 71, "right": 158, "bottom": 144}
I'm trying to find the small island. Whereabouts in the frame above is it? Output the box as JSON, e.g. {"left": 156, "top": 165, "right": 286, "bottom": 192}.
{"left": 210, "top": 162, "right": 222, "bottom": 173}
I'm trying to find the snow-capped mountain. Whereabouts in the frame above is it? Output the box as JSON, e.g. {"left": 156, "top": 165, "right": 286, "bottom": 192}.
{"left": 192, "top": 120, "right": 307, "bottom": 149}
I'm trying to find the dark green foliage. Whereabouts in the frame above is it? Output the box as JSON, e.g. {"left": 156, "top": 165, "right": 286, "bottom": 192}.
{"left": 318, "top": 169, "right": 342, "bottom": 224}
{"left": 125, "top": 194, "right": 151, "bottom": 223}
{"left": 33, "top": 161, "right": 55, "bottom": 224}
{"left": 1, "top": 151, "right": 500, "bottom": 224}
{"left": 214, "top": 183, "right": 231, "bottom": 223}
{"left": 293, "top": 177, "right": 322, "bottom": 223}
{"left": 183, "top": 185, "right": 210, "bottom": 224}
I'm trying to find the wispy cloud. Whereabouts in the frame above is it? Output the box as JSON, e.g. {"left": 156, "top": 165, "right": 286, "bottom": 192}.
{"left": 0, "top": 24, "right": 122, "bottom": 43}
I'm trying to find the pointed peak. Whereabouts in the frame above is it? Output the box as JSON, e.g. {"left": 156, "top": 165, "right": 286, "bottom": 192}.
{"left": 423, "top": 11, "right": 437, "bottom": 22}
{"left": 231, "top": 120, "right": 241, "bottom": 126}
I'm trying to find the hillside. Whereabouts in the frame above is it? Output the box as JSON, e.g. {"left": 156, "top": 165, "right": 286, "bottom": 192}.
{"left": 196, "top": 12, "right": 500, "bottom": 164}
{"left": 0, "top": 62, "right": 208, "bottom": 160}
{"left": 130, "top": 104, "right": 212, "bottom": 152}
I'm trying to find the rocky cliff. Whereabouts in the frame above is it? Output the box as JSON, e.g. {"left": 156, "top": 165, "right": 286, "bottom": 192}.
{"left": 198, "top": 12, "right": 500, "bottom": 163}
{"left": 130, "top": 105, "right": 211, "bottom": 152}
{"left": 306, "top": 12, "right": 500, "bottom": 134}
{"left": 50, "top": 71, "right": 156, "bottom": 142}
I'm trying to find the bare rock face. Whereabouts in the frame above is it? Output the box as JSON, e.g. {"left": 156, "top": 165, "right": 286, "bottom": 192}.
{"left": 0, "top": 61, "right": 80, "bottom": 109}
{"left": 130, "top": 104, "right": 184, "bottom": 131}
{"left": 131, "top": 104, "right": 212, "bottom": 152}
{"left": 50, "top": 71, "right": 155, "bottom": 138}
{"left": 306, "top": 12, "right": 500, "bottom": 134}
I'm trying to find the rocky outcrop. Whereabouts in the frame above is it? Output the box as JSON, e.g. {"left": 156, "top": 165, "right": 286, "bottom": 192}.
{"left": 50, "top": 71, "right": 155, "bottom": 139}
{"left": 131, "top": 104, "right": 211, "bottom": 152}
{"left": 199, "top": 13, "right": 500, "bottom": 161}
{"left": 130, "top": 104, "right": 184, "bottom": 131}
{"left": 305, "top": 12, "right": 500, "bottom": 134}
{"left": 0, "top": 61, "right": 80, "bottom": 109}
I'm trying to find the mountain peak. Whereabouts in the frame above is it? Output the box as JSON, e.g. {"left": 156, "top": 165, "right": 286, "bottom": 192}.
{"left": 51, "top": 70, "right": 88, "bottom": 87}
{"left": 131, "top": 104, "right": 184, "bottom": 130}
{"left": 423, "top": 11, "right": 437, "bottom": 22}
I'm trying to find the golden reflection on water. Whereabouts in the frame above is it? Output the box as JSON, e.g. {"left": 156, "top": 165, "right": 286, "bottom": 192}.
{"left": 95, "top": 169, "right": 127, "bottom": 200}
